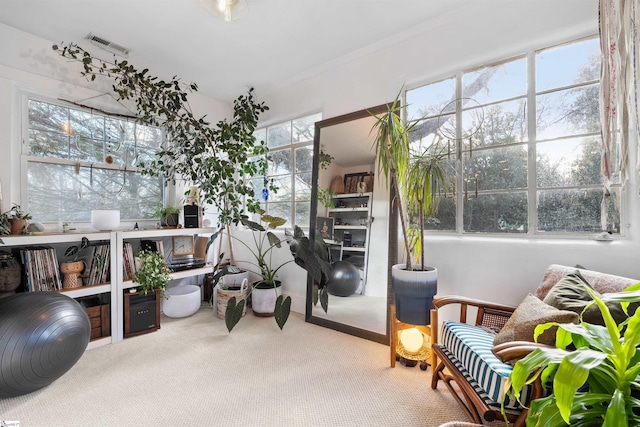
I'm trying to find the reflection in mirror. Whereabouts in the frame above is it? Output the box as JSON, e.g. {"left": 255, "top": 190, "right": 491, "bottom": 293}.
{"left": 307, "top": 104, "right": 393, "bottom": 344}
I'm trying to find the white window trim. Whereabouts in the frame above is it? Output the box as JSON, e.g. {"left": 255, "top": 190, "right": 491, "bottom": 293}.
{"left": 20, "top": 92, "right": 167, "bottom": 223}
{"left": 405, "top": 35, "right": 621, "bottom": 239}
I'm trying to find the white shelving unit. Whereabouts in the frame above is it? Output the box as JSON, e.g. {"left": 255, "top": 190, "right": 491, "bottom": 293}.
{"left": 1, "top": 231, "right": 117, "bottom": 349}
{"left": 115, "top": 227, "right": 216, "bottom": 342}
{"left": 1, "top": 227, "right": 216, "bottom": 348}
{"left": 327, "top": 192, "right": 372, "bottom": 288}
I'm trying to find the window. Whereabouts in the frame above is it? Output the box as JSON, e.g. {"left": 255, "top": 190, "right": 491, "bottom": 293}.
{"left": 25, "top": 97, "right": 164, "bottom": 222}
{"left": 405, "top": 36, "right": 618, "bottom": 235}
{"left": 250, "top": 113, "right": 321, "bottom": 228}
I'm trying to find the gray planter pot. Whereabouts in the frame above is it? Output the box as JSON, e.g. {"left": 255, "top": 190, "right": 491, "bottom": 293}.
{"left": 391, "top": 264, "right": 437, "bottom": 325}
{"left": 161, "top": 213, "right": 179, "bottom": 228}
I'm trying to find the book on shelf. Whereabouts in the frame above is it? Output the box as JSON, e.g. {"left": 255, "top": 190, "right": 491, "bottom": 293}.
{"left": 85, "top": 243, "right": 111, "bottom": 286}
{"left": 20, "top": 246, "right": 61, "bottom": 292}
{"left": 123, "top": 242, "right": 137, "bottom": 281}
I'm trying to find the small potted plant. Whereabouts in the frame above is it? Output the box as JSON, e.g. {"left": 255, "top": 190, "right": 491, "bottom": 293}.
{"left": 60, "top": 237, "right": 90, "bottom": 289}
{"left": 7, "top": 204, "right": 32, "bottom": 235}
{"left": 133, "top": 250, "right": 172, "bottom": 299}
{"left": 155, "top": 205, "right": 181, "bottom": 228}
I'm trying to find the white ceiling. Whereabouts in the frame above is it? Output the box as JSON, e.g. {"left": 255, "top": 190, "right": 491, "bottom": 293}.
{"left": 0, "top": 0, "right": 473, "bottom": 104}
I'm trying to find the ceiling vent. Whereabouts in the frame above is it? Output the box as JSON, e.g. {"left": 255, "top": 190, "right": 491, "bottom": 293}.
{"left": 85, "top": 33, "right": 130, "bottom": 57}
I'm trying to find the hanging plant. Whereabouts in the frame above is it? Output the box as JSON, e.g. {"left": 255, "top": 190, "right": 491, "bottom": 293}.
{"left": 52, "top": 42, "right": 271, "bottom": 227}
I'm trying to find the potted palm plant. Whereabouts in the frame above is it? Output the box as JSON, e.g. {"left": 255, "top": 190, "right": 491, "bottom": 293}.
{"left": 371, "top": 90, "right": 448, "bottom": 325}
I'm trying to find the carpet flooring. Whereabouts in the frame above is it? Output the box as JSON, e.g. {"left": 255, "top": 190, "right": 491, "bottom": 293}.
{"left": 0, "top": 304, "right": 469, "bottom": 426}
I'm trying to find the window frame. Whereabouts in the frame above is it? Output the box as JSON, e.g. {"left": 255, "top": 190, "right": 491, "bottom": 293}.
{"left": 20, "top": 92, "right": 167, "bottom": 223}
{"left": 404, "top": 35, "right": 620, "bottom": 238}
{"left": 252, "top": 112, "right": 321, "bottom": 229}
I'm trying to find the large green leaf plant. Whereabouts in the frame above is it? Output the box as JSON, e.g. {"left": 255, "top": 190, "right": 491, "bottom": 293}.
{"left": 52, "top": 42, "right": 272, "bottom": 227}
{"left": 507, "top": 282, "right": 640, "bottom": 426}
{"left": 210, "top": 214, "right": 330, "bottom": 333}
{"left": 213, "top": 212, "right": 292, "bottom": 332}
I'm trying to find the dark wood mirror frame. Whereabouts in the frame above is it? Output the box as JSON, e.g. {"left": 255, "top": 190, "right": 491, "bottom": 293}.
{"left": 306, "top": 103, "right": 397, "bottom": 345}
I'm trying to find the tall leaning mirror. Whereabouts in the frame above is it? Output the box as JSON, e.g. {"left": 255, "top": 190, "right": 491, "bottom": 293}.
{"left": 306, "top": 104, "right": 395, "bottom": 344}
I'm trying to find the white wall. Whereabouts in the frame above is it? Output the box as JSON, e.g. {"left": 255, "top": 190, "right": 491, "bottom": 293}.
{"left": 258, "top": 0, "right": 640, "bottom": 312}
{"left": 0, "top": 23, "right": 230, "bottom": 220}
{"left": 2, "top": 2, "right": 639, "bottom": 316}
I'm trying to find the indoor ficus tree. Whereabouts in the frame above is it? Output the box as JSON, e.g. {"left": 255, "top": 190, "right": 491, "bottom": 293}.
{"left": 52, "top": 42, "right": 274, "bottom": 227}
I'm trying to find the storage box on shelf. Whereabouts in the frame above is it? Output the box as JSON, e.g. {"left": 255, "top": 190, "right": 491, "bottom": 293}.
{"left": 76, "top": 293, "right": 111, "bottom": 341}
{"left": 123, "top": 289, "right": 160, "bottom": 338}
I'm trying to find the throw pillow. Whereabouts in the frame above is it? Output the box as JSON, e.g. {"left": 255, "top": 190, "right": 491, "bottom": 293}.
{"left": 543, "top": 272, "right": 636, "bottom": 325}
{"left": 493, "top": 294, "right": 579, "bottom": 346}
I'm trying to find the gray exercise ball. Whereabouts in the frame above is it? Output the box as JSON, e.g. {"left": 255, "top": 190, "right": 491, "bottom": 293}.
{"left": 327, "top": 261, "right": 361, "bottom": 297}
{"left": 0, "top": 292, "right": 91, "bottom": 398}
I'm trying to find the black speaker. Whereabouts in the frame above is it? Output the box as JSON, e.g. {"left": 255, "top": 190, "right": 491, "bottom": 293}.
{"left": 183, "top": 205, "right": 202, "bottom": 228}
{"left": 128, "top": 294, "right": 157, "bottom": 334}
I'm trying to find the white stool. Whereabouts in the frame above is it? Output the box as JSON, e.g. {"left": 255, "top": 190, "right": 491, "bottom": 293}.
{"left": 162, "top": 284, "right": 201, "bottom": 318}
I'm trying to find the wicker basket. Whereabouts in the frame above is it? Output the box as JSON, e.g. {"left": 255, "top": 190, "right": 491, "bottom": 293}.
{"left": 330, "top": 175, "right": 344, "bottom": 194}
{"left": 216, "top": 278, "right": 249, "bottom": 319}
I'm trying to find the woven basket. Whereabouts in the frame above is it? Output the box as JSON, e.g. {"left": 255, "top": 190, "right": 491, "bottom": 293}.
{"left": 216, "top": 278, "right": 249, "bottom": 319}
{"left": 330, "top": 175, "right": 344, "bottom": 194}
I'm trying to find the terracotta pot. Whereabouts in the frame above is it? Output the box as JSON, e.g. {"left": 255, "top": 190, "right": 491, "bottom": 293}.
{"left": 60, "top": 261, "right": 85, "bottom": 289}
{"left": 10, "top": 219, "right": 27, "bottom": 235}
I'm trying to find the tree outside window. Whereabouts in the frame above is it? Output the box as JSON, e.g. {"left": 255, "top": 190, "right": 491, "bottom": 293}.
{"left": 405, "top": 36, "right": 618, "bottom": 235}
{"left": 25, "top": 97, "right": 163, "bottom": 222}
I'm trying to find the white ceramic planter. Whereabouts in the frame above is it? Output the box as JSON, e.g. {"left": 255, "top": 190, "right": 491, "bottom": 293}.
{"left": 162, "top": 284, "right": 201, "bottom": 318}
{"left": 91, "top": 210, "right": 120, "bottom": 231}
{"left": 251, "top": 282, "right": 282, "bottom": 317}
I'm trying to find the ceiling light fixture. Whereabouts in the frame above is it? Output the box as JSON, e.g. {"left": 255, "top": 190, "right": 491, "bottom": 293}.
{"left": 203, "top": 0, "right": 248, "bottom": 22}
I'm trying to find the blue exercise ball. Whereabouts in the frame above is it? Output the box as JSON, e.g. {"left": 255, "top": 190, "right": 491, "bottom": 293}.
{"left": 0, "top": 292, "right": 91, "bottom": 398}
{"left": 328, "top": 261, "right": 360, "bottom": 297}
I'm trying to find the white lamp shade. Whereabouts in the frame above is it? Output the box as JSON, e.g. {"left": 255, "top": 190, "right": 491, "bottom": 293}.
{"left": 91, "top": 210, "right": 120, "bottom": 230}
{"left": 400, "top": 328, "right": 424, "bottom": 354}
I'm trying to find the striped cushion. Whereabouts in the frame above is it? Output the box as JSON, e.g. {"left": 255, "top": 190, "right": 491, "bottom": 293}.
{"left": 437, "top": 346, "right": 524, "bottom": 417}
{"left": 441, "top": 321, "right": 532, "bottom": 410}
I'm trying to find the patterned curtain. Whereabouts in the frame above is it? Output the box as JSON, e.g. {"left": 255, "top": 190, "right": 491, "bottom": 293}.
{"left": 599, "top": 0, "right": 639, "bottom": 182}
{"left": 599, "top": 0, "right": 639, "bottom": 231}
